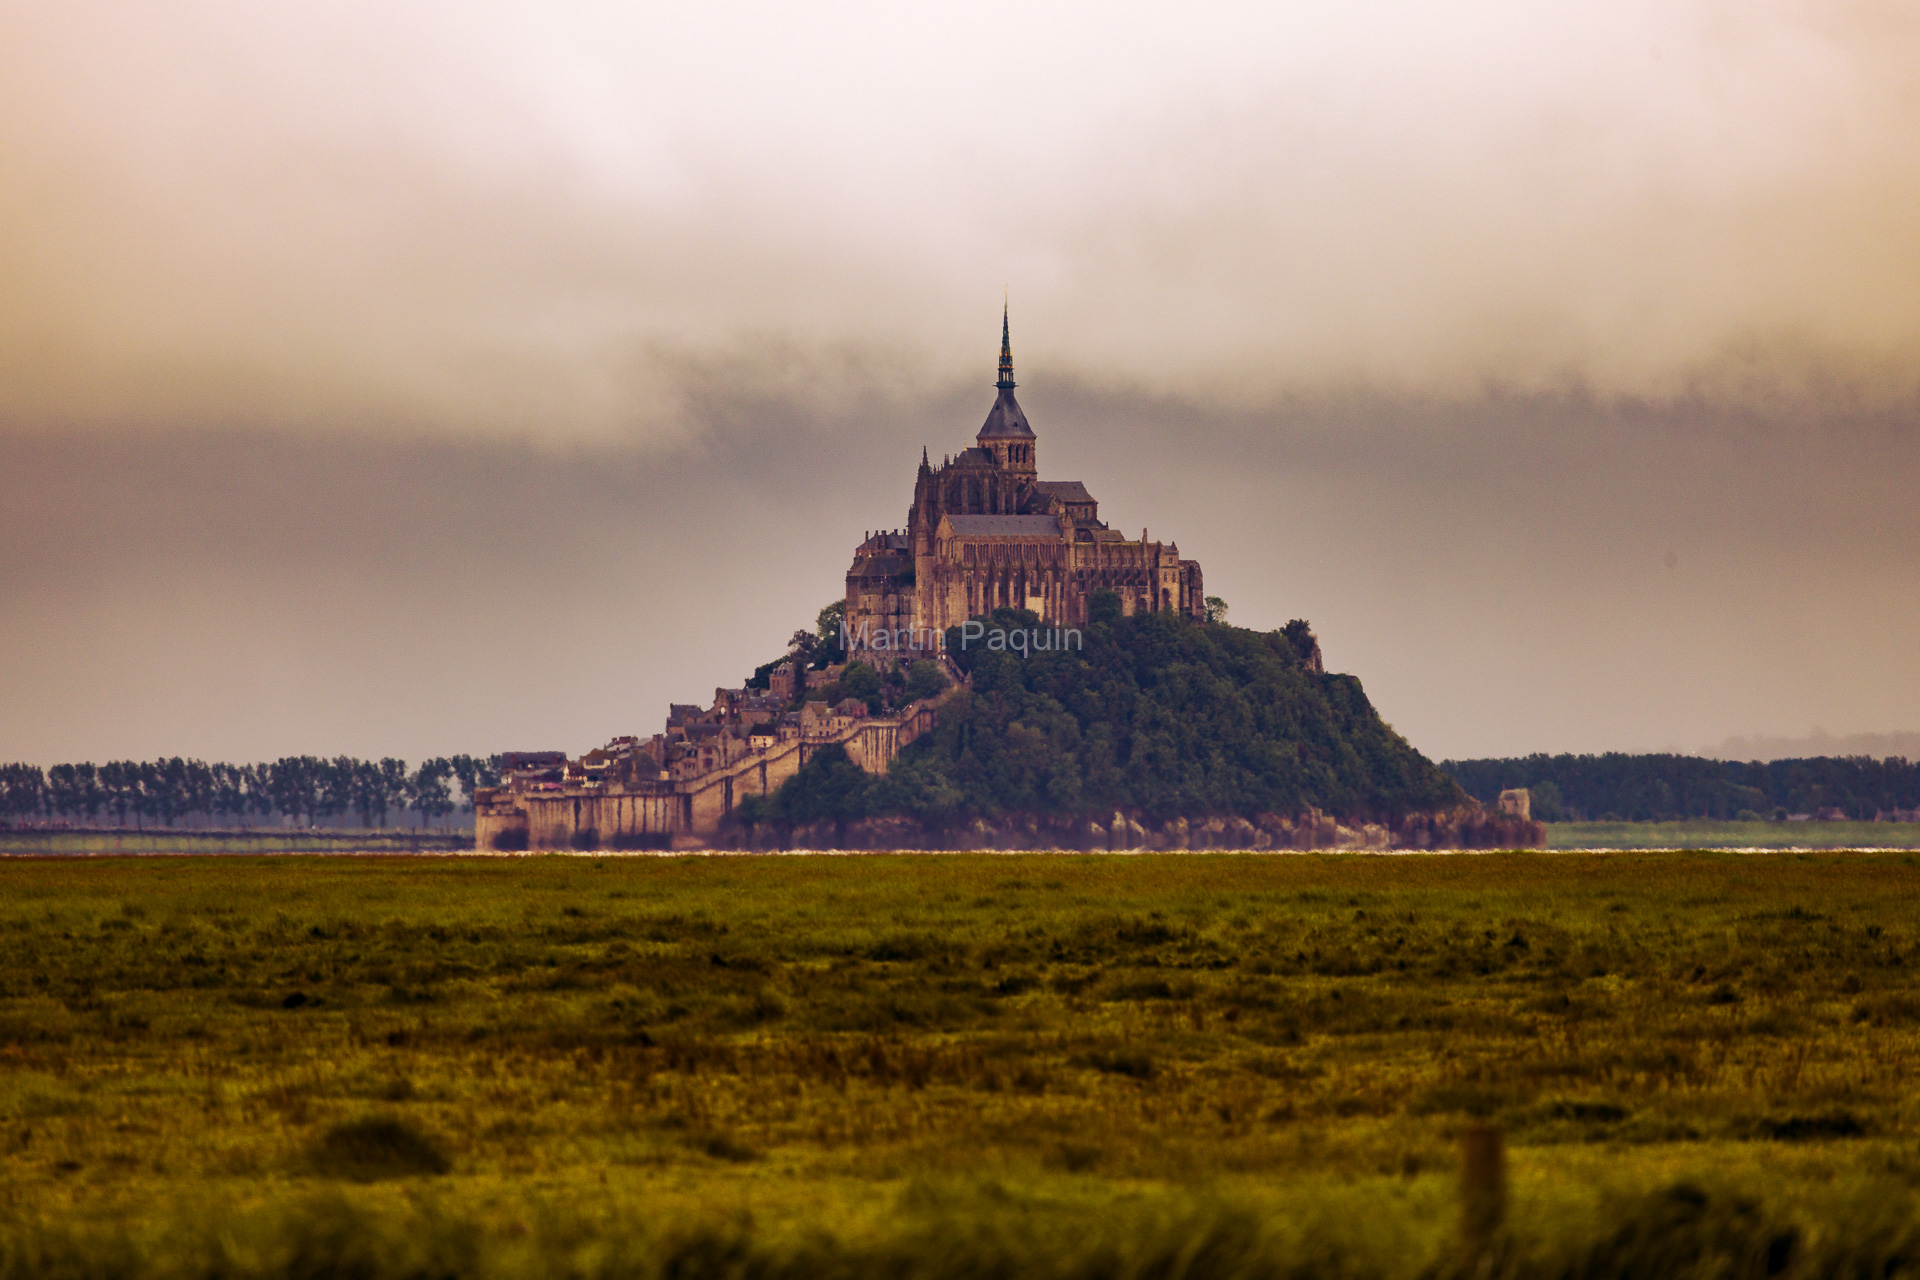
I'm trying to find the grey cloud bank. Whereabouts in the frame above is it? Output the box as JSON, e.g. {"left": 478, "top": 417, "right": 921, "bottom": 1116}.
{"left": 2, "top": 3, "right": 1918, "bottom": 439}
{"left": 3, "top": 379, "right": 1914, "bottom": 764}
{"left": 0, "top": 2, "right": 1915, "bottom": 764}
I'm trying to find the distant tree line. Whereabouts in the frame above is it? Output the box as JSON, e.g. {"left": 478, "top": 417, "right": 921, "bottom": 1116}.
{"left": 1442, "top": 753, "right": 1920, "bottom": 822}
{"left": 0, "top": 756, "right": 503, "bottom": 830}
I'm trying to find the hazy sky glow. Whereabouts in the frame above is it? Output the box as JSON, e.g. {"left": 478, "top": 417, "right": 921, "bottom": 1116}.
{"left": 2, "top": 2, "right": 1917, "bottom": 763}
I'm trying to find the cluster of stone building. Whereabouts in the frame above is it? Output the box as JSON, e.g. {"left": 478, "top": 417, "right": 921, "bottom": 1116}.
{"left": 474, "top": 313, "right": 1209, "bottom": 851}
{"left": 842, "top": 310, "right": 1205, "bottom": 659}
{"left": 474, "top": 674, "right": 944, "bottom": 851}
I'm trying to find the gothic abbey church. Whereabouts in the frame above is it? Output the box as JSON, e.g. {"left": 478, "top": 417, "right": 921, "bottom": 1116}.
{"left": 844, "top": 313, "right": 1206, "bottom": 653}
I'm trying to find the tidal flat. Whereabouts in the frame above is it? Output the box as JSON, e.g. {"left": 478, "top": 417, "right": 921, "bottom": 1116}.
{"left": 3, "top": 852, "right": 1919, "bottom": 1277}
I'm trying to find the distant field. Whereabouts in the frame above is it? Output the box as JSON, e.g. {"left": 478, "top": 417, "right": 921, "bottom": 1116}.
{"left": 0, "top": 829, "right": 468, "bottom": 855}
{"left": 1547, "top": 820, "right": 1920, "bottom": 850}
{"left": 14, "top": 821, "right": 1920, "bottom": 857}
{"left": 3, "top": 852, "right": 1919, "bottom": 1278}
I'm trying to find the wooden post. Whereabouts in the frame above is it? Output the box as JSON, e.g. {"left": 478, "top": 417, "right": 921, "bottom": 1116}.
{"left": 1459, "top": 1123, "right": 1507, "bottom": 1277}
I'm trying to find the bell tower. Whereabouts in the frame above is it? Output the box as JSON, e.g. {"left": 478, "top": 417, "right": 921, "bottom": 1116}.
{"left": 976, "top": 305, "right": 1037, "bottom": 475}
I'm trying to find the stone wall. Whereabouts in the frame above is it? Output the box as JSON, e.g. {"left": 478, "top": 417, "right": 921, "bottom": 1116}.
{"left": 474, "top": 702, "right": 940, "bottom": 852}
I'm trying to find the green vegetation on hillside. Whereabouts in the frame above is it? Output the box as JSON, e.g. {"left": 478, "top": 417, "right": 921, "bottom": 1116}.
{"left": 743, "top": 604, "right": 1462, "bottom": 831}
{"left": 4, "top": 852, "right": 1920, "bottom": 1277}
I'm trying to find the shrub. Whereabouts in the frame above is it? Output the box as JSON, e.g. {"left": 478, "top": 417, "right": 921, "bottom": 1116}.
{"left": 310, "top": 1116, "right": 450, "bottom": 1180}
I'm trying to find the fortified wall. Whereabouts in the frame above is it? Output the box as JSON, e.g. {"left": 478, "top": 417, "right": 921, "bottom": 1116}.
{"left": 473, "top": 692, "right": 941, "bottom": 852}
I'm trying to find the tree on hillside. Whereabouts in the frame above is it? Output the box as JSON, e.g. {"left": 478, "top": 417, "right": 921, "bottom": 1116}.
{"left": 840, "top": 661, "right": 882, "bottom": 713}
{"left": 737, "top": 743, "right": 875, "bottom": 831}
{"left": 743, "top": 606, "right": 1462, "bottom": 832}
{"left": 1204, "top": 596, "right": 1229, "bottom": 624}
{"left": 905, "top": 660, "right": 947, "bottom": 703}
{"left": 817, "top": 599, "right": 848, "bottom": 664}
{"left": 1280, "top": 619, "right": 1315, "bottom": 663}
{"left": 788, "top": 629, "right": 819, "bottom": 702}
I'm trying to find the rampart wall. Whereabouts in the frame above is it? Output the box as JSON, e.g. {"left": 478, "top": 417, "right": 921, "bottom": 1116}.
{"left": 474, "top": 702, "right": 939, "bottom": 852}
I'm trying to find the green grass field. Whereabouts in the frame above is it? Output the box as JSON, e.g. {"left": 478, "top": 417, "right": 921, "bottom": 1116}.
{"left": 3, "top": 851, "right": 1919, "bottom": 1278}
{"left": 1546, "top": 820, "right": 1920, "bottom": 850}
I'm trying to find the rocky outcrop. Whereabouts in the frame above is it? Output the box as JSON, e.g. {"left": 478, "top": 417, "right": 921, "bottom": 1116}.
{"left": 715, "top": 803, "right": 1543, "bottom": 852}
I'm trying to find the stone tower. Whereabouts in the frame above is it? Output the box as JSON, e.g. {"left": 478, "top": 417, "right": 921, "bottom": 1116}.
{"left": 842, "top": 309, "right": 1207, "bottom": 656}
{"left": 975, "top": 306, "right": 1036, "bottom": 475}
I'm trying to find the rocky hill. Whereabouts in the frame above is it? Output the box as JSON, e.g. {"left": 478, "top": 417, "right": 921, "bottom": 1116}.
{"left": 733, "top": 602, "right": 1540, "bottom": 850}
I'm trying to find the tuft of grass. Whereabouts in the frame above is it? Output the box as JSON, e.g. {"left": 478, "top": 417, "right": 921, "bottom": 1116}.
{"left": 1756, "top": 1112, "right": 1868, "bottom": 1142}
{"left": 690, "top": 1131, "right": 759, "bottom": 1163}
{"left": 309, "top": 1116, "right": 450, "bottom": 1180}
{"left": 1076, "top": 1049, "right": 1155, "bottom": 1079}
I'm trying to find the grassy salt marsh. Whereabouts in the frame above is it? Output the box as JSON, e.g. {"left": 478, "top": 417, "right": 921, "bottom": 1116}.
{"left": 2, "top": 851, "right": 1919, "bottom": 1277}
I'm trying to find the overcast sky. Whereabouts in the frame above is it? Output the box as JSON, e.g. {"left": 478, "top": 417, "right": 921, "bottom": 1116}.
{"left": 3, "top": 1, "right": 1916, "bottom": 765}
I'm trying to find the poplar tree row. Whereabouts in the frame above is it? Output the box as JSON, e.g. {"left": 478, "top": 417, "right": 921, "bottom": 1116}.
{"left": 0, "top": 756, "right": 503, "bottom": 830}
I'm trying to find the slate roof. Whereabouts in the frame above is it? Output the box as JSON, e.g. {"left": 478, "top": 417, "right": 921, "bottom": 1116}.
{"left": 945, "top": 514, "right": 1062, "bottom": 538}
{"left": 977, "top": 387, "right": 1035, "bottom": 439}
{"left": 1032, "top": 480, "right": 1095, "bottom": 505}
{"left": 501, "top": 751, "right": 567, "bottom": 769}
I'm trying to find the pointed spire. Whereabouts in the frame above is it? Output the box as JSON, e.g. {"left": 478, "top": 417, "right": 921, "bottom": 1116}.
{"left": 996, "top": 302, "right": 1015, "bottom": 390}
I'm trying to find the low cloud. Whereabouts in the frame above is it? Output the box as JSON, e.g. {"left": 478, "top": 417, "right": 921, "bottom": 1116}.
{"left": 3, "top": 379, "right": 1914, "bottom": 762}
{"left": 2, "top": 2, "right": 1915, "bottom": 763}
{"left": 1, "top": 3, "right": 1917, "bottom": 441}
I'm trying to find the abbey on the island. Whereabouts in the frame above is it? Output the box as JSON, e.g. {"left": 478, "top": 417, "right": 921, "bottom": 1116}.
{"left": 843, "top": 311, "right": 1205, "bottom": 656}
{"left": 471, "top": 314, "right": 1210, "bottom": 852}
